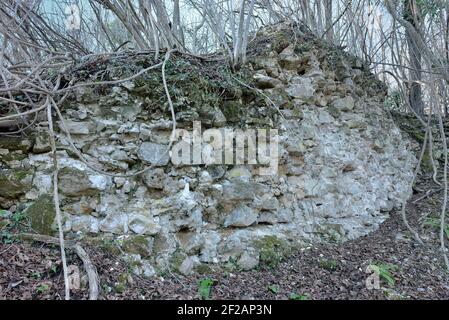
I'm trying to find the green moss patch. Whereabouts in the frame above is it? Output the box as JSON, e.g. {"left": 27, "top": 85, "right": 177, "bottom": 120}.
{"left": 0, "top": 168, "right": 33, "bottom": 199}
{"left": 254, "top": 235, "right": 291, "bottom": 268}
{"left": 24, "top": 194, "right": 55, "bottom": 236}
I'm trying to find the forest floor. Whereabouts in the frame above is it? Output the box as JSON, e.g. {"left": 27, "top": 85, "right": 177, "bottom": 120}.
{"left": 1, "top": 175, "right": 449, "bottom": 300}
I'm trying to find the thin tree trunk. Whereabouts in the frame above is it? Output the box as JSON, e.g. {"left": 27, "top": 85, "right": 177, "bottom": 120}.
{"left": 403, "top": 0, "right": 424, "bottom": 115}
{"left": 324, "top": 0, "right": 333, "bottom": 43}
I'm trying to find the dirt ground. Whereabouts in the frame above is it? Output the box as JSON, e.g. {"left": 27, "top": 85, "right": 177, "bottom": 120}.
{"left": 1, "top": 176, "right": 448, "bottom": 300}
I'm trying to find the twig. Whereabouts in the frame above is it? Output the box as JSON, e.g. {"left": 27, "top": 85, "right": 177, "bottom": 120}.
{"left": 73, "top": 244, "right": 99, "bottom": 300}
{"left": 412, "top": 188, "right": 444, "bottom": 204}
{"left": 47, "top": 98, "right": 70, "bottom": 300}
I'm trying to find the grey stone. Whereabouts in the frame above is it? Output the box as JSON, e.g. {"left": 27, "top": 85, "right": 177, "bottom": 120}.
{"left": 253, "top": 73, "right": 282, "bottom": 89}
{"left": 99, "top": 211, "right": 128, "bottom": 234}
{"left": 237, "top": 251, "right": 259, "bottom": 270}
{"left": 71, "top": 215, "right": 100, "bottom": 233}
{"left": 222, "top": 181, "right": 256, "bottom": 201}
{"left": 58, "top": 167, "right": 104, "bottom": 197}
{"left": 24, "top": 194, "right": 55, "bottom": 235}
{"left": 285, "top": 77, "right": 314, "bottom": 100}
{"left": 60, "top": 120, "right": 93, "bottom": 135}
{"left": 332, "top": 96, "right": 355, "bottom": 111}
{"left": 0, "top": 168, "right": 33, "bottom": 199}
{"left": 142, "top": 168, "right": 165, "bottom": 189}
{"left": 224, "top": 205, "right": 258, "bottom": 227}
{"left": 178, "top": 256, "right": 200, "bottom": 275}
{"left": 33, "top": 130, "right": 51, "bottom": 154}
{"left": 128, "top": 213, "right": 161, "bottom": 235}
{"left": 137, "top": 142, "right": 170, "bottom": 166}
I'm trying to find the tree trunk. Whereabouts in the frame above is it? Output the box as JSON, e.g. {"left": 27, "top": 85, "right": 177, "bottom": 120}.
{"left": 324, "top": 0, "right": 333, "bottom": 43}
{"left": 403, "top": 0, "right": 424, "bottom": 115}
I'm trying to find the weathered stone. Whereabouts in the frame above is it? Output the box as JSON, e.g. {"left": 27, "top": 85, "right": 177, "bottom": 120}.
{"left": 0, "top": 23, "right": 419, "bottom": 276}
{"left": 121, "top": 235, "right": 153, "bottom": 258}
{"left": 253, "top": 73, "right": 282, "bottom": 89}
{"left": 99, "top": 211, "right": 128, "bottom": 234}
{"left": 59, "top": 120, "right": 93, "bottom": 135}
{"left": 224, "top": 205, "right": 258, "bottom": 227}
{"left": 332, "top": 96, "right": 355, "bottom": 111}
{"left": 279, "top": 45, "right": 301, "bottom": 70}
{"left": 24, "top": 194, "right": 55, "bottom": 236}
{"left": 71, "top": 215, "right": 100, "bottom": 234}
{"left": 237, "top": 251, "right": 259, "bottom": 270}
{"left": 285, "top": 77, "right": 314, "bottom": 100}
{"left": 251, "top": 56, "right": 279, "bottom": 77}
{"left": 222, "top": 181, "right": 256, "bottom": 201}
{"left": 137, "top": 142, "right": 170, "bottom": 166}
{"left": 142, "top": 168, "right": 165, "bottom": 189}
{"left": 178, "top": 256, "right": 200, "bottom": 275}
{"left": 0, "top": 136, "right": 32, "bottom": 152}
{"left": 0, "top": 168, "right": 33, "bottom": 199}
{"left": 176, "top": 231, "right": 203, "bottom": 253}
{"left": 58, "top": 167, "right": 105, "bottom": 196}
{"left": 128, "top": 213, "right": 161, "bottom": 235}
{"left": 33, "top": 130, "right": 51, "bottom": 154}
{"left": 227, "top": 166, "right": 252, "bottom": 181}
{"left": 257, "top": 211, "right": 278, "bottom": 224}
{"left": 253, "top": 195, "right": 279, "bottom": 211}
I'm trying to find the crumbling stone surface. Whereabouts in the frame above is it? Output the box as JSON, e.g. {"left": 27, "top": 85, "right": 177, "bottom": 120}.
{"left": 0, "top": 23, "right": 416, "bottom": 275}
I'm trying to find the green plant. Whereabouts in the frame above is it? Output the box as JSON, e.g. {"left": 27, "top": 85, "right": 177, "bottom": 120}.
{"left": 198, "top": 278, "right": 214, "bottom": 300}
{"left": 267, "top": 284, "right": 279, "bottom": 294}
{"left": 289, "top": 293, "right": 309, "bottom": 300}
{"left": 36, "top": 283, "right": 50, "bottom": 294}
{"left": 369, "top": 263, "right": 398, "bottom": 287}
{"left": 423, "top": 217, "right": 449, "bottom": 239}
{"left": 319, "top": 258, "right": 338, "bottom": 271}
{"left": 0, "top": 210, "right": 9, "bottom": 218}
{"left": 0, "top": 210, "right": 29, "bottom": 244}
{"left": 11, "top": 211, "right": 26, "bottom": 224}
{"left": 50, "top": 265, "right": 58, "bottom": 274}
{"left": 0, "top": 231, "right": 14, "bottom": 244}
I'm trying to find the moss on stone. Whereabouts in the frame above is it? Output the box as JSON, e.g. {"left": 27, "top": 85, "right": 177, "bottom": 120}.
{"left": 85, "top": 235, "right": 122, "bottom": 255}
{"left": 0, "top": 219, "right": 10, "bottom": 231}
{"left": 0, "top": 168, "right": 33, "bottom": 199}
{"left": 169, "top": 251, "right": 187, "bottom": 271}
{"left": 0, "top": 137, "right": 32, "bottom": 152}
{"left": 221, "top": 100, "right": 242, "bottom": 123}
{"left": 254, "top": 235, "right": 291, "bottom": 268}
{"left": 421, "top": 148, "right": 434, "bottom": 173}
{"left": 327, "top": 105, "right": 341, "bottom": 119}
{"left": 121, "top": 235, "right": 152, "bottom": 258}
{"left": 152, "top": 233, "right": 171, "bottom": 255}
{"left": 24, "top": 194, "right": 55, "bottom": 236}
{"left": 292, "top": 106, "right": 304, "bottom": 119}
{"left": 196, "top": 263, "right": 213, "bottom": 275}
{"left": 1, "top": 152, "right": 28, "bottom": 162}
